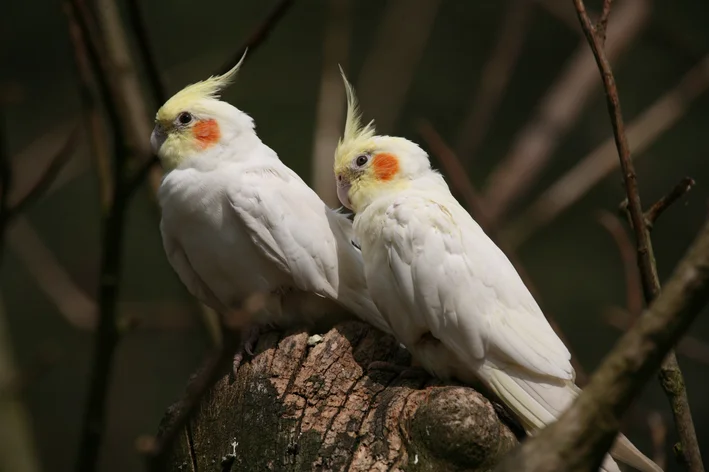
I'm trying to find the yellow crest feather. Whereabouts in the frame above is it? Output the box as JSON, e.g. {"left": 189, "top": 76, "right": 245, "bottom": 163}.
{"left": 339, "top": 66, "right": 375, "bottom": 144}
{"left": 335, "top": 67, "right": 377, "bottom": 169}
{"left": 156, "top": 50, "right": 248, "bottom": 122}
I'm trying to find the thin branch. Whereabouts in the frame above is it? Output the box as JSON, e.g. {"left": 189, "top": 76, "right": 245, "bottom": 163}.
{"left": 604, "top": 307, "right": 709, "bottom": 366}
{"left": 596, "top": 211, "right": 643, "bottom": 318}
{"left": 66, "top": 3, "right": 113, "bottom": 208}
{"left": 645, "top": 177, "right": 695, "bottom": 229}
{"left": 495, "top": 216, "right": 709, "bottom": 472}
{"left": 455, "top": 0, "right": 532, "bottom": 161}
{"left": 418, "top": 120, "right": 588, "bottom": 385}
{"left": 0, "top": 292, "right": 42, "bottom": 472}
{"left": 5, "top": 127, "right": 79, "bottom": 220}
{"left": 65, "top": 0, "right": 122, "bottom": 157}
{"left": 0, "top": 110, "right": 42, "bottom": 472}
{"left": 596, "top": 0, "right": 613, "bottom": 44}
{"left": 125, "top": 0, "right": 166, "bottom": 104}
{"left": 216, "top": 0, "right": 295, "bottom": 76}
{"left": 141, "top": 317, "right": 260, "bottom": 471}
{"left": 67, "top": 1, "right": 297, "bottom": 469}
{"left": 574, "top": 1, "right": 704, "bottom": 470}
{"left": 96, "top": 0, "right": 154, "bottom": 159}
{"left": 65, "top": 2, "right": 134, "bottom": 471}
{"left": 96, "top": 0, "right": 164, "bottom": 197}
{"left": 505, "top": 55, "right": 709, "bottom": 249}
{"left": 481, "top": 0, "right": 648, "bottom": 226}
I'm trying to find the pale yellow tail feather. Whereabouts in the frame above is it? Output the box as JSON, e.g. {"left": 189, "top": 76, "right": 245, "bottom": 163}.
{"left": 483, "top": 366, "right": 663, "bottom": 472}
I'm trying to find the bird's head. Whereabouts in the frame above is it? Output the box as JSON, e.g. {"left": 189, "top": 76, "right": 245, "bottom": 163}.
{"left": 151, "top": 51, "right": 255, "bottom": 170}
{"left": 333, "top": 69, "right": 431, "bottom": 213}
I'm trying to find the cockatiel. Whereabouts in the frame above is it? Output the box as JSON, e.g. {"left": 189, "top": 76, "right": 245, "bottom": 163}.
{"left": 332, "top": 71, "right": 662, "bottom": 472}
{"left": 150, "top": 54, "right": 392, "bottom": 367}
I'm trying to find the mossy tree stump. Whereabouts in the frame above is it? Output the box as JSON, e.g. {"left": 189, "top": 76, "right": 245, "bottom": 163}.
{"left": 158, "top": 321, "right": 519, "bottom": 471}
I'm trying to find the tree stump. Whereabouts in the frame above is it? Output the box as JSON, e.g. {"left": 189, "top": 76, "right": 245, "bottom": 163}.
{"left": 159, "top": 321, "right": 519, "bottom": 471}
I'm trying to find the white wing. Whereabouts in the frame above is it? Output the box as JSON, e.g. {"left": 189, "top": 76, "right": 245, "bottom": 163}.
{"left": 226, "top": 163, "right": 341, "bottom": 300}
{"left": 378, "top": 194, "right": 573, "bottom": 381}
{"left": 161, "top": 229, "right": 230, "bottom": 314}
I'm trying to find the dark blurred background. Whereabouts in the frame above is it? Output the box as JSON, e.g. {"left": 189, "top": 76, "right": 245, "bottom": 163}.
{"left": 1, "top": 0, "right": 708, "bottom": 471}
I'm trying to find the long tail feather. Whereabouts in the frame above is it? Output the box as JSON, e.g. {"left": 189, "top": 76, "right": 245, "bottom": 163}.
{"left": 482, "top": 365, "right": 662, "bottom": 472}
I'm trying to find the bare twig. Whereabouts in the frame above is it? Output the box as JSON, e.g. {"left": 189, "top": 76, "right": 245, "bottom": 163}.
{"left": 125, "top": 0, "right": 166, "bottom": 104}
{"left": 5, "top": 128, "right": 79, "bottom": 220}
{"left": 356, "top": 0, "right": 442, "bottom": 133}
{"left": 419, "top": 120, "right": 588, "bottom": 385}
{"left": 0, "top": 293, "right": 41, "bottom": 472}
{"left": 311, "top": 0, "right": 351, "bottom": 207}
{"left": 604, "top": 307, "right": 709, "bottom": 366}
{"left": 596, "top": 211, "right": 643, "bottom": 318}
{"left": 96, "top": 0, "right": 163, "bottom": 196}
{"left": 142, "top": 324, "right": 253, "bottom": 471}
{"left": 455, "top": 0, "right": 532, "bottom": 161}
{"left": 645, "top": 177, "right": 695, "bottom": 229}
{"left": 574, "top": 1, "right": 704, "bottom": 469}
{"left": 596, "top": 0, "right": 613, "bottom": 44}
{"left": 65, "top": 4, "right": 113, "bottom": 208}
{"left": 0, "top": 111, "right": 42, "bottom": 472}
{"left": 66, "top": 1, "right": 297, "bottom": 469}
{"left": 505, "top": 55, "right": 709, "bottom": 248}
{"left": 65, "top": 2, "right": 137, "bottom": 471}
{"left": 481, "top": 0, "right": 648, "bottom": 226}
{"left": 216, "top": 0, "right": 295, "bottom": 76}
{"left": 95, "top": 0, "right": 154, "bottom": 159}
{"left": 495, "top": 216, "right": 709, "bottom": 472}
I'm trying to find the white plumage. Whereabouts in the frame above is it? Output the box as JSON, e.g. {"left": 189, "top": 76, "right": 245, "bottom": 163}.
{"left": 152, "top": 62, "right": 391, "bottom": 346}
{"left": 159, "top": 149, "right": 390, "bottom": 334}
{"left": 333, "top": 70, "right": 662, "bottom": 472}
{"left": 353, "top": 172, "right": 659, "bottom": 472}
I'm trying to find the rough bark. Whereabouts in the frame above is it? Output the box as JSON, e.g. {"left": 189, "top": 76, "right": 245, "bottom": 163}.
{"left": 159, "top": 321, "right": 519, "bottom": 472}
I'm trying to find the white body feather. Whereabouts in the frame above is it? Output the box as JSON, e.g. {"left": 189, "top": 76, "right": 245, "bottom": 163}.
{"left": 353, "top": 173, "right": 661, "bottom": 472}
{"left": 158, "top": 131, "right": 391, "bottom": 334}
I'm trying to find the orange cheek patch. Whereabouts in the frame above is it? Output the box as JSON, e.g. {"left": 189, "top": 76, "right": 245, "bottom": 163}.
{"left": 192, "top": 119, "right": 221, "bottom": 149}
{"left": 372, "top": 153, "right": 400, "bottom": 181}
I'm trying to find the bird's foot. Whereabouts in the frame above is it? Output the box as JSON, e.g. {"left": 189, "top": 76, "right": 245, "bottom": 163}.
{"left": 232, "top": 326, "right": 262, "bottom": 378}
{"left": 367, "top": 361, "right": 428, "bottom": 379}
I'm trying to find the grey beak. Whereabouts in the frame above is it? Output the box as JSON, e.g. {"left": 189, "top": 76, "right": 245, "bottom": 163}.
{"left": 150, "top": 125, "right": 167, "bottom": 154}
{"left": 336, "top": 176, "right": 353, "bottom": 210}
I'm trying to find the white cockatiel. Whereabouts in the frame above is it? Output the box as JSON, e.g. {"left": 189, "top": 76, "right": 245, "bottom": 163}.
{"left": 332, "top": 71, "right": 662, "bottom": 472}
{"left": 150, "top": 55, "right": 392, "bottom": 364}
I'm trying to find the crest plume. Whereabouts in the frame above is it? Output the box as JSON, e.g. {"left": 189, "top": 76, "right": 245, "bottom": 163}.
{"left": 158, "top": 50, "right": 248, "bottom": 120}
{"left": 185, "top": 49, "right": 248, "bottom": 100}
{"left": 338, "top": 66, "right": 376, "bottom": 145}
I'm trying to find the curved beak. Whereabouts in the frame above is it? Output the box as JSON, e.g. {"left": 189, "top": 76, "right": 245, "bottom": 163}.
{"left": 150, "top": 124, "right": 167, "bottom": 155}
{"left": 336, "top": 174, "right": 353, "bottom": 210}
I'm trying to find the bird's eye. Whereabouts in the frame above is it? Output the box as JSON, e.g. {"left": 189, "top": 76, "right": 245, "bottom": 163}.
{"left": 355, "top": 155, "right": 369, "bottom": 167}
{"left": 177, "top": 112, "right": 193, "bottom": 125}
